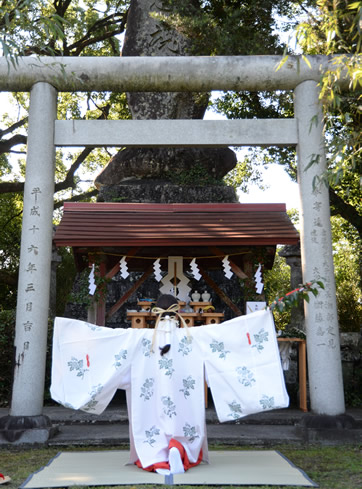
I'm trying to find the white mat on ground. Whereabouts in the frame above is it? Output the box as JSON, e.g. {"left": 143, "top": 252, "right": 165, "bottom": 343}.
{"left": 20, "top": 450, "right": 318, "bottom": 488}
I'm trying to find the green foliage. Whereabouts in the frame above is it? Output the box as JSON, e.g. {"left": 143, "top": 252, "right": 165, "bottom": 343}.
{"left": 264, "top": 213, "right": 361, "bottom": 333}
{"left": 0, "top": 192, "right": 22, "bottom": 310}
{"left": 295, "top": 0, "right": 361, "bottom": 203}
{"left": 0, "top": 0, "right": 65, "bottom": 64}
{"left": 0, "top": 309, "right": 15, "bottom": 406}
{"left": 214, "top": 90, "right": 294, "bottom": 119}
{"left": 296, "top": 1, "right": 361, "bottom": 55}
{"left": 215, "top": 1, "right": 361, "bottom": 251}
{"left": 160, "top": 0, "right": 295, "bottom": 55}
{"left": 263, "top": 253, "right": 293, "bottom": 330}
{"left": 223, "top": 156, "right": 266, "bottom": 193}
{"left": 0, "top": 152, "right": 12, "bottom": 178}
{"left": 269, "top": 280, "right": 325, "bottom": 313}
{"left": 0, "top": 0, "right": 129, "bottom": 60}
{"left": 336, "top": 279, "right": 362, "bottom": 332}
{"left": 70, "top": 265, "right": 110, "bottom": 308}
{"left": 0, "top": 308, "right": 55, "bottom": 407}
{"left": 331, "top": 216, "right": 362, "bottom": 332}
{"left": 165, "top": 162, "right": 224, "bottom": 186}
{"left": 215, "top": 90, "right": 297, "bottom": 191}
{"left": 0, "top": 1, "right": 133, "bottom": 313}
{"left": 55, "top": 247, "right": 77, "bottom": 317}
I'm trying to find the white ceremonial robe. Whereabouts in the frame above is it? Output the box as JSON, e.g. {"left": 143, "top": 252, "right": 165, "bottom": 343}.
{"left": 51, "top": 309, "right": 289, "bottom": 469}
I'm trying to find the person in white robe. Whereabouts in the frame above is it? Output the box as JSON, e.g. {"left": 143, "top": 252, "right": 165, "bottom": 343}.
{"left": 50, "top": 297, "right": 289, "bottom": 474}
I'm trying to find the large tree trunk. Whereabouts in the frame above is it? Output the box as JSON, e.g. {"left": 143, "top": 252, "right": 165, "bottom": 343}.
{"left": 95, "top": 0, "right": 237, "bottom": 202}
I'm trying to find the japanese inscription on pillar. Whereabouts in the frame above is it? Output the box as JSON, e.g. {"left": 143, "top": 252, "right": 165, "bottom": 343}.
{"left": 22, "top": 186, "right": 43, "bottom": 350}
{"left": 309, "top": 185, "right": 338, "bottom": 349}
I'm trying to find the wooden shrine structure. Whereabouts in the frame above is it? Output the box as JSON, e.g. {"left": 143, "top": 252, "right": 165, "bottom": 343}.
{"left": 54, "top": 201, "right": 300, "bottom": 325}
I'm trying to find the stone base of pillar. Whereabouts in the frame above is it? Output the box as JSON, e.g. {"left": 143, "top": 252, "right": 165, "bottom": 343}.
{"left": 300, "top": 413, "right": 356, "bottom": 429}
{"left": 0, "top": 415, "right": 58, "bottom": 443}
{"left": 296, "top": 413, "right": 360, "bottom": 444}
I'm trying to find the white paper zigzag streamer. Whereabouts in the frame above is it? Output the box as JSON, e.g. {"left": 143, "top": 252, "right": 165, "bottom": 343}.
{"left": 254, "top": 263, "right": 264, "bottom": 294}
{"left": 88, "top": 264, "right": 96, "bottom": 295}
{"left": 190, "top": 258, "right": 201, "bottom": 281}
{"left": 160, "top": 256, "right": 191, "bottom": 301}
{"left": 153, "top": 258, "right": 163, "bottom": 282}
{"left": 222, "top": 255, "right": 233, "bottom": 279}
{"left": 120, "top": 256, "right": 129, "bottom": 279}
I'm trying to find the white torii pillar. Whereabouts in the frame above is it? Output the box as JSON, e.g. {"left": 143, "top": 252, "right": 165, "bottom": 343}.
{"left": 294, "top": 80, "right": 345, "bottom": 416}
{"left": 0, "top": 82, "right": 57, "bottom": 442}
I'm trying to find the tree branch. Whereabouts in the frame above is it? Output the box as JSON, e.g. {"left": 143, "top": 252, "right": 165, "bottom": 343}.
{"left": 329, "top": 188, "right": 362, "bottom": 238}
{"left": 52, "top": 0, "right": 71, "bottom": 54}
{"left": 2, "top": 208, "right": 23, "bottom": 229}
{"left": 0, "top": 103, "right": 111, "bottom": 195}
{"left": 53, "top": 0, "right": 72, "bottom": 19}
{"left": 72, "top": 26, "right": 126, "bottom": 56}
{"left": 294, "top": 0, "right": 326, "bottom": 42}
{"left": 54, "top": 147, "right": 95, "bottom": 192}
{"left": 68, "top": 11, "right": 128, "bottom": 55}
{"left": 54, "top": 104, "right": 110, "bottom": 190}
{"left": 54, "top": 188, "right": 98, "bottom": 209}
{"left": 70, "top": 11, "right": 126, "bottom": 45}
{"left": 0, "top": 181, "right": 24, "bottom": 193}
{"left": 0, "top": 116, "right": 28, "bottom": 138}
{"left": 294, "top": 0, "right": 319, "bottom": 25}
{"left": 108, "top": 36, "right": 120, "bottom": 56}
{"left": 0, "top": 134, "right": 27, "bottom": 155}
{"left": 0, "top": 147, "right": 95, "bottom": 195}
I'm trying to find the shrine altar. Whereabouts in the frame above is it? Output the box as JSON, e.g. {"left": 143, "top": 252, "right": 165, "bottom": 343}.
{"left": 127, "top": 311, "right": 224, "bottom": 328}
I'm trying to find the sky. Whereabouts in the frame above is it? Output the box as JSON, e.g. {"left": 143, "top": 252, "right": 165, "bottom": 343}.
{"left": 204, "top": 103, "right": 300, "bottom": 211}
{"left": 237, "top": 165, "right": 300, "bottom": 211}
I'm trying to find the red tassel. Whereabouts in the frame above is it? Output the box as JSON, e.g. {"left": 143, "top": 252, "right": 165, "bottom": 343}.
{"left": 86, "top": 354, "right": 90, "bottom": 367}
{"left": 247, "top": 333, "right": 251, "bottom": 345}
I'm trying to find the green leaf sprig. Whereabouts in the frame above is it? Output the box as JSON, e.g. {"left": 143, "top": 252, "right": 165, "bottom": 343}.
{"left": 269, "top": 280, "right": 325, "bottom": 313}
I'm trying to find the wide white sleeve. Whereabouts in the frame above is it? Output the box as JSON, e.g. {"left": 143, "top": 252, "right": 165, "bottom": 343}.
{"left": 50, "top": 317, "right": 143, "bottom": 415}
{"left": 193, "top": 309, "right": 289, "bottom": 422}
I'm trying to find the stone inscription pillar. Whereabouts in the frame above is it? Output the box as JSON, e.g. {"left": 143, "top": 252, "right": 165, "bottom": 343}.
{"left": 294, "top": 80, "right": 345, "bottom": 415}
{"left": 0, "top": 82, "right": 57, "bottom": 442}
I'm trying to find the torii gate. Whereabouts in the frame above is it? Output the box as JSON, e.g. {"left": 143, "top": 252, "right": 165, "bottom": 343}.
{"left": 0, "top": 55, "right": 349, "bottom": 442}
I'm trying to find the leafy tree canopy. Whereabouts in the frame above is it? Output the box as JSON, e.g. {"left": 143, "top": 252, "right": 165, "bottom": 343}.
{"left": 0, "top": 0, "right": 132, "bottom": 303}
{"left": 0, "top": 0, "right": 129, "bottom": 59}
{"left": 157, "top": 0, "right": 299, "bottom": 55}
{"left": 226, "top": 2, "right": 360, "bottom": 224}
{"left": 213, "top": 1, "right": 361, "bottom": 276}
{"left": 0, "top": 0, "right": 360, "bottom": 308}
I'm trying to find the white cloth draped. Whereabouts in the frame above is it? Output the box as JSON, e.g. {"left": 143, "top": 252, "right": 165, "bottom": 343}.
{"left": 51, "top": 309, "right": 288, "bottom": 469}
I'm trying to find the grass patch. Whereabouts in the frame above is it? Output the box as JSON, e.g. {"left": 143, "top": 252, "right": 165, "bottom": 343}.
{"left": 0, "top": 445, "right": 361, "bottom": 489}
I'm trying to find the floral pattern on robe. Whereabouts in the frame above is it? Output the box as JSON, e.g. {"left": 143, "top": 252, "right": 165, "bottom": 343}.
{"left": 51, "top": 309, "right": 289, "bottom": 469}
